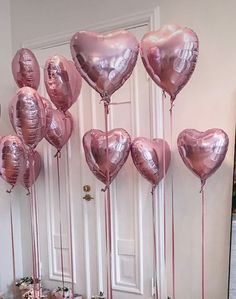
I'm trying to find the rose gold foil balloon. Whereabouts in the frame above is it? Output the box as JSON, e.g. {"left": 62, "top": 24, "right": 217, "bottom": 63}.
{"left": 12, "top": 48, "right": 40, "bottom": 90}
{"left": 177, "top": 129, "right": 229, "bottom": 185}
{"left": 9, "top": 87, "right": 47, "bottom": 149}
{"left": 21, "top": 150, "right": 41, "bottom": 190}
{"left": 140, "top": 25, "right": 199, "bottom": 103}
{"left": 41, "top": 97, "right": 53, "bottom": 127}
{"left": 45, "top": 110, "right": 73, "bottom": 152}
{"left": 83, "top": 128, "right": 131, "bottom": 185}
{"left": 70, "top": 30, "right": 139, "bottom": 102}
{"left": 0, "top": 135, "right": 25, "bottom": 188}
{"left": 131, "top": 137, "right": 171, "bottom": 188}
{"left": 68, "top": 60, "right": 82, "bottom": 99}
{"left": 44, "top": 55, "right": 82, "bottom": 112}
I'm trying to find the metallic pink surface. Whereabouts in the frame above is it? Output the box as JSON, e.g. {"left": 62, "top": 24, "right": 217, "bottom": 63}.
{"left": 70, "top": 30, "right": 139, "bottom": 102}
{"left": 44, "top": 55, "right": 82, "bottom": 112}
{"left": 12, "top": 48, "right": 40, "bottom": 90}
{"left": 83, "top": 128, "right": 131, "bottom": 185}
{"left": 21, "top": 150, "right": 41, "bottom": 189}
{"left": 0, "top": 135, "right": 25, "bottom": 187}
{"left": 140, "top": 24, "right": 199, "bottom": 102}
{"left": 41, "top": 97, "right": 53, "bottom": 128}
{"left": 177, "top": 128, "right": 229, "bottom": 183}
{"left": 9, "top": 87, "right": 47, "bottom": 149}
{"left": 131, "top": 137, "right": 171, "bottom": 187}
{"left": 45, "top": 109, "right": 73, "bottom": 151}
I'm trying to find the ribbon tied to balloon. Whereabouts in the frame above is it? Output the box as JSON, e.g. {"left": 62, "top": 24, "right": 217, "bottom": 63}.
{"left": 131, "top": 137, "right": 171, "bottom": 192}
{"left": 131, "top": 137, "right": 170, "bottom": 299}
{"left": 177, "top": 128, "right": 228, "bottom": 299}
{"left": 177, "top": 128, "right": 229, "bottom": 189}
{"left": 141, "top": 25, "right": 199, "bottom": 299}
{"left": 83, "top": 128, "right": 131, "bottom": 188}
{"left": 140, "top": 24, "right": 199, "bottom": 108}
{"left": 70, "top": 30, "right": 139, "bottom": 103}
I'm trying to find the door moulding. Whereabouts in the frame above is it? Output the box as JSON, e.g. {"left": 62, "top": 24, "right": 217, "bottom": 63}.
{"left": 23, "top": 7, "right": 159, "bottom": 49}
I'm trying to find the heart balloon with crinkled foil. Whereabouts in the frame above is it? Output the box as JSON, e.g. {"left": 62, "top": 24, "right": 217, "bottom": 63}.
{"left": 21, "top": 149, "right": 41, "bottom": 190}
{"left": 140, "top": 24, "right": 199, "bottom": 103}
{"left": 45, "top": 109, "right": 73, "bottom": 153}
{"left": 0, "top": 135, "right": 26, "bottom": 189}
{"left": 70, "top": 30, "right": 139, "bottom": 102}
{"left": 44, "top": 55, "right": 82, "bottom": 112}
{"left": 9, "top": 87, "right": 47, "bottom": 149}
{"left": 83, "top": 128, "right": 131, "bottom": 186}
{"left": 177, "top": 128, "right": 229, "bottom": 184}
{"left": 12, "top": 48, "right": 40, "bottom": 90}
{"left": 131, "top": 137, "right": 171, "bottom": 188}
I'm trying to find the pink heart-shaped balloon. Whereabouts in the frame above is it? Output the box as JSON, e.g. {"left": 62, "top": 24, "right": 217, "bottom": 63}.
{"left": 177, "top": 129, "right": 229, "bottom": 184}
{"left": 70, "top": 30, "right": 139, "bottom": 101}
{"left": 0, "top": 135, "right": 26, "bottom": 188}
{"left": 21, "top": 150, "right": 41, "bottom": 190}
{"left": 131, "top": 137, "right": 171, "bottom": 188}
{"left": 12, "top": 48, "right": 40, "bottom": 90}
{"left": 141, "top": 24, "right": 199, "bottom": 102}
{"left": 41, "top": 97, "right": 53, "bottom": 128}
{"left": 83, "top": 128, "right": 131, "bottom": 185}
{"left": 9, "top": 87, "right": 47, "bottom": 149}
{"left": 44, "top": 55, "right": 82, "bottom": 112}
{"left": 45, "top": 110, "right": 73, "bottom": 152}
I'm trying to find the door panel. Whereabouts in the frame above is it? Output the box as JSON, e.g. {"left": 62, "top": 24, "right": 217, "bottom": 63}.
{"left": 34, "top": 23, "right": 161, "bottom": 299}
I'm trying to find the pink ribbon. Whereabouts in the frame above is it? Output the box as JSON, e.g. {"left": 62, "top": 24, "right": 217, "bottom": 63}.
{"left": 56, "top": 154, "right": 65, "bottom": 296}
{"left": 29, "top": 155, "right": 37, "bottom": 299}
{"left": 169, "top": 96, "right": 176, "bottom": 299}
{"left": 9, "top": 195, "right": 17, "bottom": 298}
{"left": 65, "top": 149, "right": 75, "bottom": 298}
{"left": 103, "top": 101, "right": 113, "bottom": 299}
{"left": 201, "top": 187, "right": 205, "bottom": 299}
{"left": 151, "top": 190, "right": 159, "bottom": 299}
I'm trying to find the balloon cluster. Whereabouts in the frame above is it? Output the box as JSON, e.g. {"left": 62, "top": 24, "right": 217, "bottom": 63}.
{"left": 0, "top": 48, "right": 44, "bottom": 192}
{"left": 1, "top": 25, "right": 227, "bottom": 299}
{"left": 44, "top": 55, "right": 82, "bottom": 156}
{"left": 70, "top": 30, "right": 171, "bottom": 190}
{"left": 1, "top": 48, "right": 82, "bottom": 193}
{"left": 1, "top": 24, "right": 228, "bottom": 196}
{"left": 70, "top": 26, "right": 228, "bottom": 190}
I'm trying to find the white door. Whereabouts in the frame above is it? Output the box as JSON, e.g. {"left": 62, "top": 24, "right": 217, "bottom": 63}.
{"left": 31, "top": 21, "right": 165, "bottom": 299}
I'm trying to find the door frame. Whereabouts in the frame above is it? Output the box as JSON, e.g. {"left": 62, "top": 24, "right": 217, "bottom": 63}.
{"left": 22, "top": 6, "right": 167, "bottom": 299}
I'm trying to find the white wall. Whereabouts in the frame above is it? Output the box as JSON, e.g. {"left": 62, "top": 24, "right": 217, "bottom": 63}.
{"left": 10, "top": 0, "right": 157, "bottom": 50}
{"left": 0, "top": 0, "right": 23, "bottom": 295}
{"left": 9, "top": 0, "right": 236, "bottom": 298}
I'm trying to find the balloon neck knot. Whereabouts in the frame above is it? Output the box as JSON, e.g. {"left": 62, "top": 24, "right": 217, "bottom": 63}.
{"left": 101, "top": 94, "right": 111, "bottom": 106}
{"left": 54, "top": 150, "right": 61, "bottom": 158}
{"left": 101, "top": 185, "right": 109, "bottom": 192}
{"left": 169, "top": 98, "right": 175, "bottom": 113}
{"left": 200, "top": 180, "right": 206, "bottom": 193}
{"left": 162, "top": 90, "right": 167, "bottom": 99}
{"left": 6, "top": 185, "right": 14, "bottom": 194}
{"left": 151, "top": 185, "right": 156, "bottom": 195}
{"left": 29, "top": 145, "right": 36, "bottom": 151}
{"left": 26, "top": 188, "right": 30, "bottom": 196}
